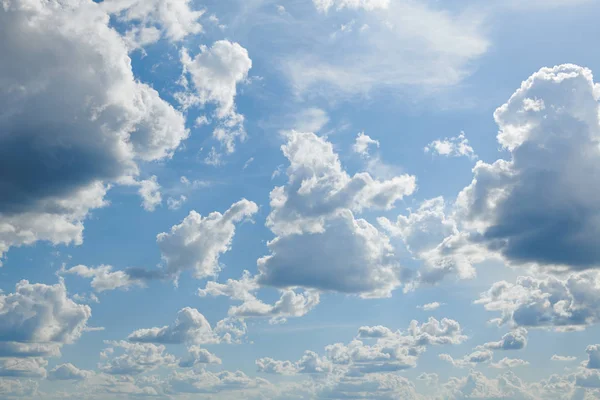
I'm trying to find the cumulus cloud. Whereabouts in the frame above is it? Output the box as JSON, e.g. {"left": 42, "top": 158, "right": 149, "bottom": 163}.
{"left": 552, "top": 355, "right": 578, "bottom": 362}
{"left": 167, "top": 370, "right": 269, "bottom": 395}
{"left": 127, "top": 307, "right": 222, "bottom": 345}
{"left": 48, "top": 363, "right": 92, "bottom": 381}
{"left": 138, "top": 176, "right": 162, "bottom": 211}
{"left": 353, "top": 132, "right": 380, "bottom": 157}
{"left": 480, "top": 328, "right": 528, "bottom": 351}
{"left": 440, "top": 350, "right": 494, "bottom": 368}
{"left": 0, "top": 357, "right": 47, "bottom": 378}
{"left": 0, "top": 0, "right": 188, "bottom": 261}
{"left": 424, "top": 132, "right": 476, "bottom": 159}
{"left": 476, "top": 271, "right": 600, "bottom": 331}
{"left": 178, "top": 40, "right": 252, "bottom": 158}
{"left": 258, "top": 318, "right": 466, "bottom": 377}
{"left": 257, "top": 131, "right": 415, "bottom": 298}
{"left": 456, "top": 64, "right": 600, "bottom": 272}
{"left": 418, "top": 302, "right": 443, "bottom": 311}
{"left": 99, "top": 341, "right": 177, "bottom": 375}
{"left": 157, "top": 199, "right": 258, "bottom": 280}
{"left": 199, "top": 271, "right": 320, "bottom": 323}
{"left": 0, "top": 280, "right": 91, "bottom": 358}
{"left": 313, "top": 0, "right": 390, "bottom": 13}
{"left": 178, "top": 346, "right": 222, "bottom": 368}
{"left": 100, "top": 0, "right": 205, "bottom": 49}
{"left": 62, "top": 264, "right": 145, "bottom": 293}
{"left": 490, "top": 357, "right": 530, "bottom": 369}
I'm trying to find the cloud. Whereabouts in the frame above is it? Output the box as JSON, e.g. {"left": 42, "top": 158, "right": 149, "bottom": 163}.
{"left": 178, "top": 346, "right": 222, "bottom": 368}
{"left": 99, "top": 341, "right": 177, "bottom": 376}
{"left": 167, "top": 370, "right": 269, "bottom": 395}
{"left": 424, "top": 132, "right": 477, "bottom": 159}
{"left": 284, "top": 0, "right": 488, "bottom": 97}
{"left": 100, "top": 0, "right": 205, "bottom": 49}
{"left": 0, "top": 0, "right": 188, "bottom": 261}
{"left": 0, "top": 379, "right": 38, "bottom": 398}
{"left": 418, "top": 302, "right": 443, "bottom": 311}
{"left": 480, "top": 328, "right": 528, "bottom": 351}
{"left": 257, "top": 318, "right": 466, "bottom": 377}
{"left": 455, "top": 64, "right": 600, "bottom": 272}
{"left": 353, "top": 132, "right": 380, "bottom": 157}
{"left": 0, "top": 358, "right": 47, "bottom": 378}
{"left": 257, "top": 131, "right": 415, "bottom": 298}
{"left": 440, "top": 350, "right": 494, "bottom": 368}
{"left": 0, "top": 280, "right": 91, "bottom": 358}
{"left": 127, "top": 307, "right": 222, "bottom": 345}
{"left": 313, "top": 0, "right": 390, "bottom": 13}
{"left": 476, "top": 271, "right": 600, "bottom": 331}
{"left": 490, "top": 357, "right": 530, "bottom": 369}
{"left": 586, "top": 345, "right": 600, "bottom": 369}
{"left": 552, "top": 355, "right": 578, "bottom": 362}
{"left": 48, "top": 363, "right": 92, "bottom": 381}
{"left": 178, "top": 40, "right": 252, "bottom": 157}
{"left": 62, "top": 264, "right": 145, "bottom": 293}
{"left": 138, "top": 176, "right": 162, "bottom": 212}
{"left": 157, "top": 199, "right": 258, "bottom": 280}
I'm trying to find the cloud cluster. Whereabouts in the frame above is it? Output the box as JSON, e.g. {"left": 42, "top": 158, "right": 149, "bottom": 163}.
{"left": 257, "top": 131, "right": 415, "bottom": 298}
{"left": 157, "top": 199, "right": 258, "bottom": 280}
{"left": 0, "top": 0, "right": 188, "bottom": 261}
{"left": 424, "top": 132, "right": 477, "bottom": 159}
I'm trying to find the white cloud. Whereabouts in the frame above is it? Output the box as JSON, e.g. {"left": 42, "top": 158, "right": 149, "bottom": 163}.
{"left": 353, "top": 132, "right": 380, "bottom": 157}
{"left": 293, "top": 108, "right": 330, "bottom": 132}
{"left": 313, "top": 0, "right": 390, "bottom": 13}
{"left": 63, "top": 264, "right": 145, "bottom": 293}
{"left": 440, "top": 350, "right": 494, "bottom": 368}
{"left": 138, "top": 176, "right": 162, "bottom": 212}
{"left": 455, "top": 64, "right": 600, "bottom": 272}
{"left": 552, "top": 355, "right": 578, "bottom": 362}
{"left": 418, "top": 302, "right": 443, "bottom": 311}
{"left": 476, "top": 271, "right": 600, "bottom": 331}
{"left": 167, "top": 195, "right": 187, "bottom": 210}
{"left": 480, "top": 328, "right": 528, "bottom": 351}
{"left": 100, "top": 0, "right": 205, "bottom": 49}
{"left": 127, "top": 307, "right": 221, "bottom": 345}
{"left": 157, "top": 199, "right": 258, "bottom": 280}
{"left": 285, "top": 0, "right": 488, "bottom": 96}
{"left": 0, "top": 280, "right": 91, "bottom": 358}
{"left": 0, "top": 0, "right": 188, "bottom": 261}
{"left": 167, "top": 370, "right": 269, "bottom": 395}
{"left": 178, "top": 346, "right": 222, "bottom": 368}
{"left": 0, "top": 357, "right": 47, "bottom": 378}
{"left": 98, "top": 341, "right": 177, "bottom": 375}
{"left": 490, "top": 357, "right": 530, "bottom": 369}
{"left": 178, "top": 40, "right": 252, "bottom": 157}
{"left": 48, "top": 363, "right": 93, "bottom": 381}
{"left": 424, "top": 132, "right": 477, "bottom": 159}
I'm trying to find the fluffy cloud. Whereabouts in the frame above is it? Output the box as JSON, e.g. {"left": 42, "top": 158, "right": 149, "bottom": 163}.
{"left": 178, "top": 40, "right": 252, "bottom": 158}
{"left": 443, "top": 370, "right": 536, "bottom": 399}
{"left": 481, "top": 328, "right": 528, "bottom": 351}
{"left": 62, "top": 264, "right": 145, "bottom": 293}
{"left": 166, "top": 370, "right": 269, "bottom": 395}
{"left": 157, "top": 199, "right": 258, "bottom": 280}
{"left": 100, "top": 0, "right": 205, "bottom": 49}
{"left": 0, "top": 0, "right": 188, "bottom": 261}
{"left": 138, "top": 176, "right": 162, "bottom": 211}
{"left": 258, "top": 131, "right": 415, "bottom": 298}
{"left": 456, "top": 64, "right": 600, "bottom": 272}
{"left": 490, "top": 357, "right": 530, "bottom": 369}
{"left": 127, "top": 307, "right": 221, "bottom": 345}
{"left": 178, "top": 346, "right": 222, "bottom": 368}
{"left": 0, "top": 280, "right": 91, "bottom": 358}
{"left": 258, "top": 318, "right": 466, "bottom": 377}
{"left": 198, "top": 271, "right": 320, "bottom": 323}
{"left": 0, "top": 379, "right": 38, "bottom": 398}
{"left": 476, "top": 271, "right": 600, "bottom": 330}
{"left": 48, "top": 363, "right": 92, "bottom": 381}
{"left": 0, "top": 357, "right": 47, "bottom": 378}
{"left": 353, "top": 132, "right": 380, "bottom": 157}
{"left": 99, "top": 341, "right": 177, "bottom": 375}
{"left": 313, "top": 0, "right": 390, "bottom": 13}
{"left": 440, "top": 350, "right": 494, "bottom": 368}
{"left": 424, "top": 132, "right": 476, "bottom": 159}
{"left": 418, "top": 302, "right": 443, "bottom": 311}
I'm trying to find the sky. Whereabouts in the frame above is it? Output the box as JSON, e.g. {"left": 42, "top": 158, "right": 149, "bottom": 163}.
{"left": 2, "top": 0, "right": 600, "bottom": 398}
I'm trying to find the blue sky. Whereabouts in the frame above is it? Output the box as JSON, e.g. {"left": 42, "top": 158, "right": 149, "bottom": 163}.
{"left": 2, "top": 0, "right": 600, "bottom": 398}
